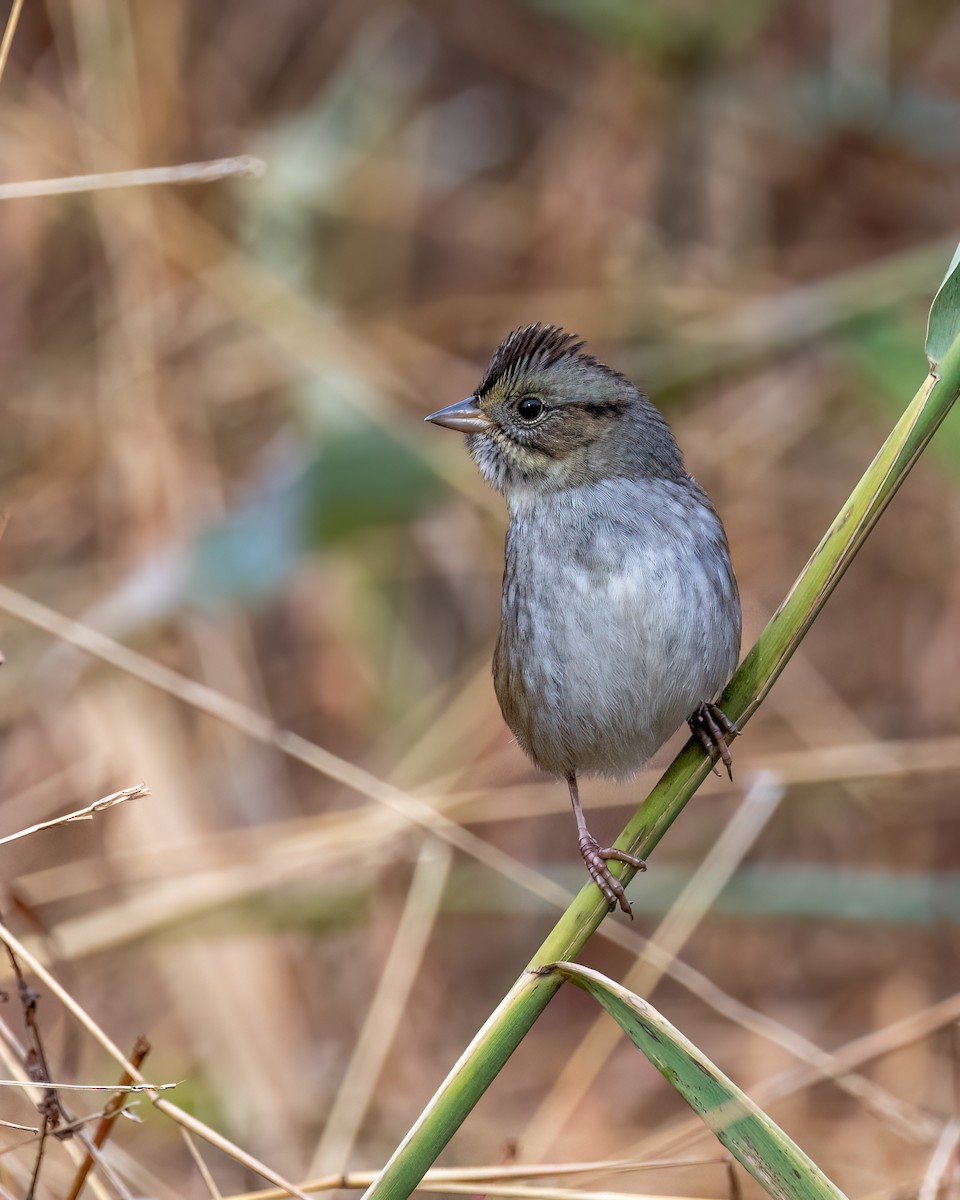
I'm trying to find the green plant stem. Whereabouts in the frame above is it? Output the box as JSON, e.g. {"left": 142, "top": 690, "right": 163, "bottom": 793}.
{"left": 364, "top": 340, "right": 960, "bottom": 1200}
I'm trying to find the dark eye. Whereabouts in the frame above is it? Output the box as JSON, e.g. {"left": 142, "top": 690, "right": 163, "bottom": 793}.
{"left": 516, "top": 396, "right": 545, "bottom": 423}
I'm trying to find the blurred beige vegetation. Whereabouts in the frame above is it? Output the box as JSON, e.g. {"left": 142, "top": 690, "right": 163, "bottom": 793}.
{"left": 0, "top": 1, "right": 959, "bottom": 1198}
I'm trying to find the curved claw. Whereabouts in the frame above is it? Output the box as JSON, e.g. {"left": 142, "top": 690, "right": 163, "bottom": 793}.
{"left": 579, "top": 834, "right": 646, "bottom": 916}
{"left": 689, "top": 701, "right": 739, "bottom": 781}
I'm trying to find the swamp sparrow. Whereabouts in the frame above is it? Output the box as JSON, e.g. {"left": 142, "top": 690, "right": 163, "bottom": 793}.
{"left": 426, "top": 325, "right": 741, "bottom": 915}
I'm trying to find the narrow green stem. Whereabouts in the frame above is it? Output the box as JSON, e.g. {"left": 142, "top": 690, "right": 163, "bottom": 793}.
{"left": 364, "top": 338, "right": 960, "bottom": 1200}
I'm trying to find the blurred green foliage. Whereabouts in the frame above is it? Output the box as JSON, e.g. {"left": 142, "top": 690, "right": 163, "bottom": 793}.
{"left": 527, "top": 0, "right": 774, "bottom": 62}
{"left": 845, "top": 314, "right": 960, "bottom": 474}
{"left": 190, "top": 425, "right": 447, "bottom": 607}
{"left": 303, "top": 426, "right": 448, "bottom": 545}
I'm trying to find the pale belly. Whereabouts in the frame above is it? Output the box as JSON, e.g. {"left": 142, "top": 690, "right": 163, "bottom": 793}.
{"left": 493, "top": 481, "right": 740, "bottom": 780}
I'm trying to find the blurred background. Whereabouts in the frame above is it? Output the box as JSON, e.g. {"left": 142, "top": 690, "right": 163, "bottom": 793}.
{"left": 0, "top": 1, "right": 959, "bottom": 1197}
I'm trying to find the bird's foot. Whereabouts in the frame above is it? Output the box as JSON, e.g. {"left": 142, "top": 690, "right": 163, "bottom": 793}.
{"left": 689, "top": 701, "right": 740, "bottom": 781}
{"left": 578, "top": 833, "right": 646, "bottom": 917}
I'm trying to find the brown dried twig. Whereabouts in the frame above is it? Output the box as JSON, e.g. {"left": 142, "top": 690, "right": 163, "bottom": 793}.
{"left": 2, "top": 941, "right": 62, "bottom": 1200}
{"left": 0, "top": 918, "right": 312, "bottom": 1200}
{"left": 64, "top": 1035, "right": 151, "bottom": 1200}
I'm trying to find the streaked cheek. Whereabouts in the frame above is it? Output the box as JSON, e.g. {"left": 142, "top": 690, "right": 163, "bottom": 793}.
{"left": 509, "top": 442, "right": 553, "bottom": 471}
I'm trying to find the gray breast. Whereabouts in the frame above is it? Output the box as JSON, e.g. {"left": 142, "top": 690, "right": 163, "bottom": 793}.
{"left": 493, "top": 477, "right": 740, "bottom": 780}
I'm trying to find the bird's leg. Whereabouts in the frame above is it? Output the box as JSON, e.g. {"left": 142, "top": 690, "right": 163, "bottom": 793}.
{"left": 567, "top": 774, "right": 646, "bottom": 917}
{"left": 688, "top": 702, "right": 740, "bottom": 781}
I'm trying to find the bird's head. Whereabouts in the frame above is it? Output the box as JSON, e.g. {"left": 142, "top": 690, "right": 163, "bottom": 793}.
{"left": 425, "top": 324, "right": 684, "bottom": 494}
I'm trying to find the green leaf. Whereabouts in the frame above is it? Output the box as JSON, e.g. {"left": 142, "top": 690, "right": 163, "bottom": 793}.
{"left": 188, "top": 424, "right": 448, "bottom": 608}
{"left": 552, "top": 963, "right": 847, "bottom": 1200}
{"left": 303, "top": 425, "right": 447, "bottom": 545}
{"left": 925, "top": 240, "right": 960, "bottom": 367}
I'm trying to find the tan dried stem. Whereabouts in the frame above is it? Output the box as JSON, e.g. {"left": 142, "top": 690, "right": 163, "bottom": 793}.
{"left": 0, "top": 919, "right": 310, "bottom": 1200}
{"left": 64, "top": 1035, "right": 151, "bottom": 1200}
{"left": 223, "top": 1158, "right": 716, "bottom": 1200}
{"left": 0, "top": 157, "right": 265, "bottom": 201}
{"left": 0, "top": 785, "right": 148, "bottom": 848}
{"left": 918, "top": 1118, "right": 960, "bottom": 1200}
{"left": 308, "top": 840, "right": 453, "bottom": 1175}
{"left": 0, "top": 0, "right": 24, "bottom": 87}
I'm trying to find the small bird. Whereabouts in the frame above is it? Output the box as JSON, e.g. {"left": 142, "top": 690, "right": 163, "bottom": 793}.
{"left": 425, "top": 324, "right": 741, "bottom": 915}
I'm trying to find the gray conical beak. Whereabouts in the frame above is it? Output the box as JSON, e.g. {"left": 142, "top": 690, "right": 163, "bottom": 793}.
{"left": 424, "top": 396, "right": 492, "bottom": 434}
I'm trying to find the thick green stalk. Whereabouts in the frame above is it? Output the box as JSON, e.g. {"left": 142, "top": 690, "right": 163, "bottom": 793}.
{"left": 364, "top": 337, "right": 960, "bottom": 1200}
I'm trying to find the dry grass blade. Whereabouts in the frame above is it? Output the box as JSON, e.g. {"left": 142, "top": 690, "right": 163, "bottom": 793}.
{"left": 0, "top": 919, "right": 311, "bottom": 1200}
{"left": 753, "top": 998, "right": 960, "bottom": 1112}
{"left": 0, "top": 583, "right": 511, "bottom": 869}
{"left": 44, "top": 813, "right": 387, "bottom": 958}
{"left": 0, "top": 1118, "right": 39, "bottom": 1133}
{"left": 64, "top": 1035, "right": 150, "bottom": 1200}
{"left": 409, "top": 1188, "right": 700, "bottom": 1200}
{"left": 646, "top": 235, "right": 959, "bottom": 391}
{"left": 234, "top": 1187, "right": 702, "bottom": 1200}
{"left": 180, "top": 1126, "right": 226, "bottom": 1200}
{"left": 439, "top": 732, "right": 960, "bottom": 826}
{"left": 0, "top": 1079, "right": 171, "bottom": 1092}
{"left": 918, "top": 1119, "right": 960, "bottom": 1200}
{"left": 223, "top": 1159, "right": 716, "bottom": 1200}
{"left": 0, "top": 1015, "right": 120, "bottom": 1200}
{"left": 0, "top": 157, "right": 266, "bottom": 201}
{"left": 241, "top": 1172, "right": 718, "bottom": 1200}
{"left": 0, "top": 0, "right": 24, "bottom": 86}
{"left": 0, "top": 785, "right": 148, "bottom": 847}
{"left": 17, "top": 85, "right": 490, "bottom": 509}
{"left": 309, "top": 840, "right": 453, "bottom": 1175}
